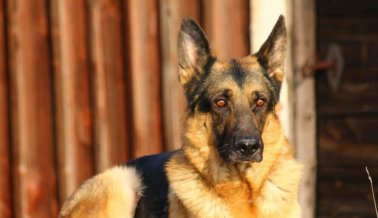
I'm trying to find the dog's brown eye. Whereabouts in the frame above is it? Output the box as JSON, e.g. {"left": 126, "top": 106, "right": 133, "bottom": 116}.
{"left": 256, "top": 99, "right": 265, "bottom": 107}
{"left": 215, "top": 99, "right": 227, "bottom": 108}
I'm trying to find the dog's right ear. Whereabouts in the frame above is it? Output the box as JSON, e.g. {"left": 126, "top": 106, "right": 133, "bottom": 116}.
{"left": 255, "top": 15, "right": 287, "bottom": 85}
{"left": 178, "top": 17, "right": 211, "bottom": 85}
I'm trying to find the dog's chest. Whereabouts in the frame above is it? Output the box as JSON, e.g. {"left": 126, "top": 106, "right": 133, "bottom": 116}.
{"left": 214, "top": 181, "right": 256, "bottom": 217}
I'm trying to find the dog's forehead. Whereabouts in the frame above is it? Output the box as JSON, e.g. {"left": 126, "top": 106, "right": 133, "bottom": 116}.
{"left": 207, "top": 55, "right": 268, "bottom": 93}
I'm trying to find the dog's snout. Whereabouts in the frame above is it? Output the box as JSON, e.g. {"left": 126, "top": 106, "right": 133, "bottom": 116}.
{"left": 235, "top": 138, "right": 261, "bottom": 153}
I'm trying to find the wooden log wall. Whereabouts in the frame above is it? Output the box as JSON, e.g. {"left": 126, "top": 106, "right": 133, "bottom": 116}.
{"left": 0, "top": 0, "right": 249, "bottom": 217}
{"left": 316, "top": 0, "right": 378, "bottom": 217}
{"left": 7, "top": 0, "right": 58, "bottom": 217}
{"left": 0, "top": 0, "right": 11, "bottom": 217}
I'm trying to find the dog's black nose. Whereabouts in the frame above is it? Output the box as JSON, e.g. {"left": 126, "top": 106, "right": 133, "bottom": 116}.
{"left": 235, "top": 139, "right": 261, "bottom": 153}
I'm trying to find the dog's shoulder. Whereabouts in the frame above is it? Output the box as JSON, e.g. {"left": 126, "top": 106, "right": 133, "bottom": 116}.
{"left": 128, "top": 151, "right": 176, "bottom": 218}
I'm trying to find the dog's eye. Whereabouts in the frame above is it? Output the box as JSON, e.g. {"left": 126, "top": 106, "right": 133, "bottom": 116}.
{"left": 256, "top": 99, "right": 265, "bottom": 107}
{"left": 215, "top": 99, "right": 227, "bottom": 108}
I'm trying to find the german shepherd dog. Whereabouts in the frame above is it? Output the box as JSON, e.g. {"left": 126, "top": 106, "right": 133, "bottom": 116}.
{"left": 59, "top": 15, "right": 302, "bottom": 218}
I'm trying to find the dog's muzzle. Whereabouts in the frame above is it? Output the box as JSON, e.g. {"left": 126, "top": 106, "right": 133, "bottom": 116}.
{"left": 234, "top": 138, "right": 263, "bottom": 162}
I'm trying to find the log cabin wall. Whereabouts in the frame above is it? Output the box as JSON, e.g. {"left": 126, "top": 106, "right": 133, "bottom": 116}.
{"left": 316, "top": 0, "right": 378, "bottom": 217}
{"left": 0, "top": 0, "right": 250, "bottom": 217}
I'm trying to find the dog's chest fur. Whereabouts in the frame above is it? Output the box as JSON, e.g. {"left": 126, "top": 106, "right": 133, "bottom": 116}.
{"left": 166, "top": 152, "right": 301, "bottom": 218}
{"left": 213, "top": 176, "right": 257, "bottom": 217}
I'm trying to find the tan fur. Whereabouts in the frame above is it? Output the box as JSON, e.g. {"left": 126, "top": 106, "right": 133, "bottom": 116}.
{"left": 59, "top": 166, "right": 143, "bottom": 218}
{"left": 166, "top": 106, "right": 302, "bottom": 218}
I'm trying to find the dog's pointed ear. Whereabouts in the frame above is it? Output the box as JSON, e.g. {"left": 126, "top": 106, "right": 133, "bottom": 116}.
{"left": 256, "top": 15, "right": 287, "bottom": 84}
{"left": 178, "top": 17, "right": 211, "bottom": 85}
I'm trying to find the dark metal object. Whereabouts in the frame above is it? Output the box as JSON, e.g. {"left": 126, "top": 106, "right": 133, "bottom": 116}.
{"left": 301, "top": 43, "right": 344, "bottom": 91}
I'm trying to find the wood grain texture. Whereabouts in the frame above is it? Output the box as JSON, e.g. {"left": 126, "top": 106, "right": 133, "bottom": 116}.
{"left": 89, "top": 0, "right": 129, "bottom": 171}
{"left": 318, "top": 41, "right": 378, "bottom": 68}
{"left": 50, "top": 0, "right": 95, "bottom": 203}
{"left": 318, "top": 0, "right": 378, "bottom": 18}
{"left": 292, "top": 1, "right": 317, "bottom": 218}
{"left": 203, "top": 0, "right": 250, "bottom": 59}
{"left": 126, "top": 0, "right": 163, "bottom": 158}
{"left": 0, "top": 0, "right": 11, "bottom": 217}
{"left": 317, "top": 1, "right": 378, "bottom": 217}
{"left": 7, "top": 0, "right": 58, "bottom": 217}
{"left": 317, "top": 68, "right": 378, "bottom": 116}
{"left": 318, "top": 117, "right": 378, "bottom": 166}
{"left": 317, "top": 167, "right": 378, "bottom": 218}
{"left": 159, "top": 0, "right": 200, "bottom": 150}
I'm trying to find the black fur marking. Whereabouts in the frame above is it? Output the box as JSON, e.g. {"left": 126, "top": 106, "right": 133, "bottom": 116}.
{"left": 256, "top": 55, "right": 268, "bottom": 70}
{"left": 127, "top": 152, "right": 176, "bottom": 218}
{"left": 230, "top": 59, "right": 246, "bottom": 88}
{"left": 258, "top": 67, "right": 280, "bottom": 111}
{"left": 184, "top": 57, "right": 216, "bottom": 113}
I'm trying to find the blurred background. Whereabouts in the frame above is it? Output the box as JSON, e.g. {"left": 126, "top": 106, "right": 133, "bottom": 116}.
{"left": 0, "top": 0, "right": 377, "bottom": 217}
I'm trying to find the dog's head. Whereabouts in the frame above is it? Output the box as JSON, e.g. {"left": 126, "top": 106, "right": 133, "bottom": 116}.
{"left": 178, "top": 16, "right": 286, "bottom": 164}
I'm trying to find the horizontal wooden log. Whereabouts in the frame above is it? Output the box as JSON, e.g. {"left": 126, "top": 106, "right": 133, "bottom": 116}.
{"left": 318, "top": 118, "right": 378, "bottom": 167}
{"left": 318, "top": 0, "right": 378, "bottom": 18}
{"left": 318, "top": 198, "right": 376, "bottom": 218}
{"left": 319, "top": 34, "right": 378, "bottom": 43}
{"left": 318, "top": 166, "right": 378, "bottom": 198}
{"left": 318, "top": 18, "right": 378, "bottom": 35}
{"left": 317, "top": 167, "right": 378, "bottom": 218}
{"left": 318, "top": 40, "right": 378, "bottom": 68}
{"left": 317, "top": 68, "right": 378, "bottom": 116}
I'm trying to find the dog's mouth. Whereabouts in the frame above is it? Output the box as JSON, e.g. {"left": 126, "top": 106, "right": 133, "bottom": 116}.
{"left": 218, "top": 145, "right": 264, "bottom": 163}
{"left": 236, "top": 147, "right": 263, "bottom": 162}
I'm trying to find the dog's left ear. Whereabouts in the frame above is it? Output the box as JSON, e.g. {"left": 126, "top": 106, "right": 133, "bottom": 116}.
{"left": 256, "top": 15, "right": 287, "bottom": 85}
